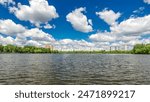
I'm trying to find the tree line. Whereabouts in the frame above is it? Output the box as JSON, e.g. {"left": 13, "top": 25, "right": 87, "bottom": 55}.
{"left": 0, "top": 44, "right": 58, "bottom": 53}
{"left": 0, "top": 44, "right": 150, "bottom": 54}
{"left": 132, "top": 44, "right": 150, "bottom": 54}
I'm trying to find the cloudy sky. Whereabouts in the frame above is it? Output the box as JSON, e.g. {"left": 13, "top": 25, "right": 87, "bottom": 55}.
{"left": 0, "top": 0, "right": 150, "bottom": 50}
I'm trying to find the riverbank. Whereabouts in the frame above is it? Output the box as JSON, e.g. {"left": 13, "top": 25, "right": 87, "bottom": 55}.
{"left": 58, "top": 50, "right": 132, "bottom": 54}
{"left": 0, "top": 44, "right": 150, "bottom": 54}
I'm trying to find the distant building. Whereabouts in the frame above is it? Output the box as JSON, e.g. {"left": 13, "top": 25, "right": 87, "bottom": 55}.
{"left": 45, "top": 44, "right": 54, "bottom": 50}
{"left": 124, "top": 45, "right": 128, "bottom": 51}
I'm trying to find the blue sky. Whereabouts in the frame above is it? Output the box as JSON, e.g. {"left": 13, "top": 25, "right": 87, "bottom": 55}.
{"left": 0, "top": 0, "right": 150, "bottom": 50}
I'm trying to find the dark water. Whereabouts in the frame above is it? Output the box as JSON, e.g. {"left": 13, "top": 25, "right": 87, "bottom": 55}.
{"left": 0, "top": 54, "right": 150, "bottom": 85}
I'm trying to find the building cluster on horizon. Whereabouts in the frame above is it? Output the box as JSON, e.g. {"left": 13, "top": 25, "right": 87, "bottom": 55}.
{"left": 44, "top": 44, "right": 54, "bottom": 50}
{"left": 53, "top": 44, "right": 133, "bottom": 51}
{"left": 109, "top": 45, "right": 133, "bottom": 51}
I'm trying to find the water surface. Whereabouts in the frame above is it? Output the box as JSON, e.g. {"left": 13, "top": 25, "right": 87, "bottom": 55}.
{"left": 0, "top": 54, "right": 150, "bottom": 85}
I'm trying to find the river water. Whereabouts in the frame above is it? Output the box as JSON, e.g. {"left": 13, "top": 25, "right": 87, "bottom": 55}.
{"left": 0, "top": 54, "right": 150, "bottom": 85}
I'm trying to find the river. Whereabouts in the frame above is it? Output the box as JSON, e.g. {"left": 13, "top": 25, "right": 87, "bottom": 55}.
{"left": 0, "top": 54, "right": 150, "bottom": 85}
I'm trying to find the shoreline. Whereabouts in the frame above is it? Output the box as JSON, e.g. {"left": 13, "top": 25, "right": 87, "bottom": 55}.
{"left": 1, "top": 44, "right": 150, "bottom": 54}
{"left": 0, "top": 52, "right": 149, "bottom": 54}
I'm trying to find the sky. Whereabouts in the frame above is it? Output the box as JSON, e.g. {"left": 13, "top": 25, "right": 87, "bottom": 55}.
{"left": 0, "top": 0, "right": 150, "bottom": 50}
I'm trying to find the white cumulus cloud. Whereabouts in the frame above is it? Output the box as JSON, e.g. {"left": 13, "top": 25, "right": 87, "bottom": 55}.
{"left": 144, "top": 0, "right": 150, "bottom": 4}
{"left": 9, "top": 0, "right": 59, "bottom": 27}
{"left": 0, "top": 19, "right": 26, "bottom": 36}
{"left": 25, "top": 40, "right": 42, "bottom": 47}
{"left": 96, "top": 9, "right": 121, "bottom": 26}
{"left": 0, "top": 0, "right": 15, "bottom": 6}
{"left": 89, "top": 13, "right": 150, "bottom": 49}
{"left": 66, "top": 7, "right": 93, "bottom": 33}
{"left": 55, "top": 39, "right": 95, "bottom": 51}
{"left": 110, "top": 15, "right": 150, "bottom": 36}
{"left": 89, "top": 32, "right": 116, "bottom": 42}
{"left": 0, "top": 35, "right": 15, "bottom": 45}
{"left": 133, "top": 7, "right": 145, "bottom": 14}
{"left": 44, "top": 23, "right": 55, "bottom": 29}
{"left": 23, "top": 28, "right": 55, "bottom": 42}
{"left": 0, "top": 19, "right": 56, "bottom": 47}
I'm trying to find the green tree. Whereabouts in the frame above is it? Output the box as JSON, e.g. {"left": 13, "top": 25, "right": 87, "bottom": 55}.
{"left": 132, "top": 44, "right": 150, "bottom": 54}
{"left": 0, "top": 45, "right": 3, "bottom": 52}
